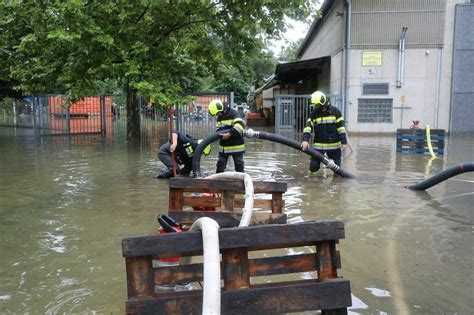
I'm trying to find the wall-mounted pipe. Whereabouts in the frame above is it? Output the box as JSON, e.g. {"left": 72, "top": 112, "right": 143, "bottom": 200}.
{"left": 396, "top": 27, "right": 408, "bottom": 88}
{"left": 343, "top": 0, "right": 352, "bottom": 121}
{"left": 434, "top": 48, "right": 442, "bottom": 128}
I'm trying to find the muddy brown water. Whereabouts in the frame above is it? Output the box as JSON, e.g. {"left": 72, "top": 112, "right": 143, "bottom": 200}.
{"left": 0, "top": 126, "right": 472, "bottom": 314}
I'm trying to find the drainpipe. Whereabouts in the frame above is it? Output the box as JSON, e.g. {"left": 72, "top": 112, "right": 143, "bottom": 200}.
{"left": 434, "top": 48, "right": 442, "bottom": 128}
{"left": 396, "top": 27, "right": 408, "bottom": 88}
{"left": 343, "top": 0, "right": 352, "bottom": 122}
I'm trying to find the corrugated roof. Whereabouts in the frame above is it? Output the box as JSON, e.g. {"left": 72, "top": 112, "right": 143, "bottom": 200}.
{"left": 275, "top": 56, "right": 330, "bottom": 83}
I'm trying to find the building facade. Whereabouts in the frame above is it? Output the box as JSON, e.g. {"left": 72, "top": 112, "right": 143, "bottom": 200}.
{"left": 297, "top": 0, "right": 474, "bottom": 133}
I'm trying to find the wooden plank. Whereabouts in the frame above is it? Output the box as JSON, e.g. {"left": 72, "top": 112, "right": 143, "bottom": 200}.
{"left": 397, "top": 141, "right": 444, "bottom": 147}
{"left": 167, "top": 210, "right": 287, "bottom": 228}
{"left": 272, "top": 192, "right": 283, "bottom": 214}
{"left": 168, "top": 188, "right": 184, "bottom": 211}
{"left": 182, "top": 196, "right": 221, "bottom": 208}
{"left": 180, "top": 198, "right": 278, "bottom": 211}
{"left": 222, "top": 191, "right": 234, "bottom": 211}
{"left": 169, "top": 177, "right": 287, "bottom": 193}
{"left": 234, "top": 198, "right": 280, "bottom": 209}
{"left": 126, "top": 279, "right": 351, "bottom": 314}
{"left": 153, "top": 253, "right": 341, "bottom": 285}
{"left": 317, "top": 241, "right": 337, "bottom": 280}
{"left": 249, "top": 253, "right": 317, "bottom": 277}
{"left": 126, "top": 257, "right": 154, "bottom": 299}
{"left": 122, "top": 221, "right": 344, "bottom": 257}
{"left": 222, "top": 248, "right": 251, "bottom": 289}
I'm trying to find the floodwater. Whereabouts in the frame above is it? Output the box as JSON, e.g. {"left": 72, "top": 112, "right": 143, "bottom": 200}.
{"left": 0, "top": 124, "right": 472, "bottom": 314}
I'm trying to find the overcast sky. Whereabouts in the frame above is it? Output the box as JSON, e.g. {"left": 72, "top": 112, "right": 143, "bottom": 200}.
{"left": 268, "top": 19, "right": 310, "bottom": 56}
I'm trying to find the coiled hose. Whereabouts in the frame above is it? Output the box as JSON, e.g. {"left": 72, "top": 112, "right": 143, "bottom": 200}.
{"left": 407, "top": 162, "right": 474, "bottom": 190}
{"left": 192, "top": 128, "right": 356, "bottom": 179}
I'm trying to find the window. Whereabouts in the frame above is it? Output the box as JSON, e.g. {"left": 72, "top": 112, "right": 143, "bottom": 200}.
{"left": 362, "top": 83, "right": 389, "bottom": 95}
{"left": 358, "top": 98, "right": 393, "bottom": 123}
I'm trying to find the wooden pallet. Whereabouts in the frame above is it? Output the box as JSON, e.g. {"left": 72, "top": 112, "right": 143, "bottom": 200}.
{"left": 122, "top": 220, "right": 351, "bottom": 314}
{"left": 396, "top": 128, "right": 445, "bottom": 155}
{"left": 168, "top": 177, "right": 287, "bottom": 228}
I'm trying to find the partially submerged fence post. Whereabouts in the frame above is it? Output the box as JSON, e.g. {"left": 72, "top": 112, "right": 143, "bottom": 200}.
{"left": 122, "top": 220, "right": 352, "bottom": 314}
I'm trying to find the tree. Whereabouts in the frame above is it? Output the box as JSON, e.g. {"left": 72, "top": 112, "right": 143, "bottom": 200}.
{"left": 1, "top": 1, "right": 317, "bottom": 141}
{"left": 278, "top": 37, "right": 305, "bottom": 62}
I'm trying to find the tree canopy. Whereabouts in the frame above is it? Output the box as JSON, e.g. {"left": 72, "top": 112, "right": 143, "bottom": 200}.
{"left": 1, "top": 0, "right": 317, "bottom": 139}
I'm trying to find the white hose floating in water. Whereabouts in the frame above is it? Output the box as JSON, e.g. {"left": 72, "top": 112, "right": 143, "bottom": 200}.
{"left": 182, "top": 217, "right": 221, "bottom": 315}
{"left": 205, "top": 171, "right": 255, "bottom": 227}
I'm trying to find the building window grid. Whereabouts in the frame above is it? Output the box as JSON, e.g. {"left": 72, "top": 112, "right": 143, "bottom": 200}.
{"left": 358, "top": 98, "right": 393, "bottom": 123}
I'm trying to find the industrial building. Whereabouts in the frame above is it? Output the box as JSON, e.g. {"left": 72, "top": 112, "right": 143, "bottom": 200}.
{"left": 260, "top": 0, "right": 474, "bottom": 134}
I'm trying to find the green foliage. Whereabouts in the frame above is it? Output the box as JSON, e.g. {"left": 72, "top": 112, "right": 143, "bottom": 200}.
{"left": 0, "top": 0, "right": 317, "bottom": 137}
{"left": 278, "top": 37, "right": 305, "bottom": 62}
{"left": 0, "top": 97, "right": 14, "bottom": 114}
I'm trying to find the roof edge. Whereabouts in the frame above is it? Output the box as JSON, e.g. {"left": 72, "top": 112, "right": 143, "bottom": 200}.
{"left": 296, "top": 0, "right": 336, "bottom": 58}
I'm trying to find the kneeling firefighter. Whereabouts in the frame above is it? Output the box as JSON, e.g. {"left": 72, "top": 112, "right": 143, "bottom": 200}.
{"left": 208, "top": 99, "right": 246, "bottom": 173}
{"left": 300, "top": 91, "right": 348, "bottom": 174}
{"left": 157, "top": 131, "right": 212, "bottom": 179}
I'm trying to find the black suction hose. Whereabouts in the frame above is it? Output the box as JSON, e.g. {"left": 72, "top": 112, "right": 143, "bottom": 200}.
{"left": 407, "top": 162, "right": 474, "bottom": 190}
{"left": 192, "top": 131, "right": 222, "bottom": 177}
{"left": 192, "top": 128, "right": 356, "bottom": 179}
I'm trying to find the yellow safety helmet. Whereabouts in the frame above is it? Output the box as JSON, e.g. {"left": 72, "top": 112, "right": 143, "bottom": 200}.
{"left": 208, "top": 99, "right": 224, "bottom": 116}
{"left": 198, "top": 140, "right": 212, "bottom": 156}
{"left": 311, "top": 91, "right": 327, "bottom": 106}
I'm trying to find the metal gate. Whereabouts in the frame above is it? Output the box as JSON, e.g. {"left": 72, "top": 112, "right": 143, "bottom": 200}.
{"left": 8, "top": 96, "right": 110, "bottom": 136}
{"left": 275, "top": 95, "right": 311, "bottom": 133}
{"left": 275, "top": 94, "right": 343, "bottom": 133}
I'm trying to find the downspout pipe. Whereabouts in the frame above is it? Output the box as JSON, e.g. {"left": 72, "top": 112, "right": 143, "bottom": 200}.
{"left": 434, "top": 48, "right": 442, "bottom": 128}
{"left": 343, "top": 0, "right": 352, "bottom": 121}
{"left": 397, "top": 27, "right": 408, "bottom": 88}
{"left": 192, "top": 129, "right": 356, "bottom": 179}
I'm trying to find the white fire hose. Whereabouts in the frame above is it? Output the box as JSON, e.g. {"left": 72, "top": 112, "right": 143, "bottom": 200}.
{"left": 180, "top": 172, "right": 254, "bottom": 315}
{"left": 205, "top": 171, "right": 254, "bottom": 227}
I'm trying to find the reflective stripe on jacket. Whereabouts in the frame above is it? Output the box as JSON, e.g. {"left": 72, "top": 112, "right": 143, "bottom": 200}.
{"left": 174, "top": 131, "right": 198, "bottom": 160}
{"left": 216, "top": 107, "right": 246, "bottom": 154}
{"left": 302, "top": 105, "right": 347, "bottom": 151}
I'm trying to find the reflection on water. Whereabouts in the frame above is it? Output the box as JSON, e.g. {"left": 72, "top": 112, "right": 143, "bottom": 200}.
{"left": 0, "top": 127, "right": 472, "bottom": 314}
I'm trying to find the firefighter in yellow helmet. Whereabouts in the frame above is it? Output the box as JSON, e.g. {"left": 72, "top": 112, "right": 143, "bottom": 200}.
{"left": 300, "top": 91, "right": 347, "bottom": 174}
{"left": 156, "top": 131, "right": 212, "bottom": 179}
{"left": 208, "top": 99, "right": 246, "bottom": 173}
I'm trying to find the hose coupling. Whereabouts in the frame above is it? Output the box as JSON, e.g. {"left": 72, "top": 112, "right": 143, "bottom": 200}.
{"left": 244, "top": 128, "right": 258, "bottom": 138}
{"left": 326, "top": 158, "right": 336, "bottom": 169}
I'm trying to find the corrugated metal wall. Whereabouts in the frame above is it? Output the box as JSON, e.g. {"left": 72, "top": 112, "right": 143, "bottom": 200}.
{"left": 351, "top": 0, "right": 446, "bottom": 49}
{"left": 450, "top": 4, "right": 474, "bottom": 134}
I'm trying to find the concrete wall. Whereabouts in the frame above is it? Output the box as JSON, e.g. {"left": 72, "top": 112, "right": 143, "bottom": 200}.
{"left": 300, "top": 0, "right": 345, "bottom": 60}
{"left": 345, "top": 0, "right": 467, "bottom": 132}
{"left": 347, "top": 49, "right": 442, "bottom": 132}
{"left": 299, "top": 0, "right": 345, "bottom": 100}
